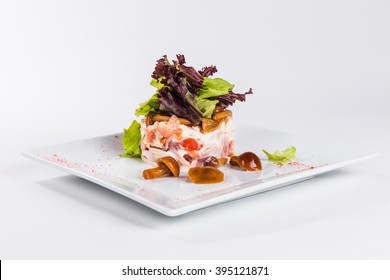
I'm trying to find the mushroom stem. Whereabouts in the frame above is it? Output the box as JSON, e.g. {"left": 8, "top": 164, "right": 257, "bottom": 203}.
{"left": 142, "top": 166, "right": 171, "bottom": 179}
{"left": 218, "top": 158, "right": 228, "bottom": 166}
{"left": 229, "top": 156, "right": 239, "bottom": 166}
{"left": 142, "top": 156, "right": 180, "bottom": 180}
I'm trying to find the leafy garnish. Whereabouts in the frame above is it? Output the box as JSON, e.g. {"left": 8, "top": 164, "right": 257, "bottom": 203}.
{"left": 262, "top": 146, "right": 297, "bottom": 164}
{"left": 135, "top": 78, "right": 167, "bottom": 116}
{"left": 197, "top": 77, "right": 234, "bottom": 99}
{"left": 211, "top": 88, "right": 253, "bottom": 108}
{"left": 135, "top": 93, "right": 159, "bottom": 117}
{"left": 136, "top": 54, "right": 252, "bottom": 124}
{"left": 150, "top": 77, "right": 167, "bottom": 91}
{"left": 121, "top": 120, "right": 141, "bottom": 158}
{"left": 195, "top": 77, "right": 235, "bottom": 117}
{"left": 195, "top": 98, "right": 219, "bottom": 118}
{"left": 199, "top": 65, "right": 218, "bottom": 77}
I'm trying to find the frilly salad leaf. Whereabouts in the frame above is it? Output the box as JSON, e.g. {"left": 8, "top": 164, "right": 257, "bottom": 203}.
{"left": 195, "top": 77, "right": 234, "bottom": 118}
{"left": 122, "top": 120, "right": 141, "bottom": 158}
{"left": 150, "top": 77, "right": 166, "bottom": 90}
{"left": 134, "top": 54, "right": 253, "bottom": 124}
{"left": 262, "top": 146, "right": 297, "bottom": 164}
{"left": 196, "top": 98, "right": 219, "bottom": 118}
{"left": 211, "top": 88, "right": 253, "bottom": 107}
{"left": 135, "top": 78, "right": 166, "bottom": 116}
{"left": 197, "top": 77, "right": 234, "bottom": 99}
{"left": 135, "top": 93, "right": 158, "bottom": 117}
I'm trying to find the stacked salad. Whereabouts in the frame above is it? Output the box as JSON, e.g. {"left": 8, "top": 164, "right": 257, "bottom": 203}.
{"left": 122, "top": 54, "right": 252, "bottom": 168}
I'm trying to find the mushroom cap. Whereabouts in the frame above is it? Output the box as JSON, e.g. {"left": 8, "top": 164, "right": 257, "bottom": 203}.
{"left": 188, "top": 166, "right": 224, "bottom": 184}
{"left": 237, "top": 152, "right": 262, "bottom": 171}
{"left": 157, "top": 156, "right": 180, "bottom": 177}
{"left": 229, "top": 152, "right": 262, "bottom": 171}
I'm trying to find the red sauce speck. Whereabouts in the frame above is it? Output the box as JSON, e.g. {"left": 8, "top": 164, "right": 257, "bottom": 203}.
{"left": 45, "top": 154, "right": 81, "bottom": 169}
{"left": 278, "top": 161, "right": 316, "bottom": 170}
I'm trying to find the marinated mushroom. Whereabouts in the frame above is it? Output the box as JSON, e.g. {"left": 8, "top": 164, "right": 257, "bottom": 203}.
{"left": 201, "top": 118, "right": 222, "bottom": 133}
{"left": 188, "top": 166, "right": 224, "bottom": 184}
{"left": 213, "top": 106, "right": 224, "bottom": 113}
{"left": 199, "top": 156, "right": 228, "bottom": 168}
{"left": 142, "top": 156, "right": 180, "bottom": 179}
{"left": 200, "top": 156, "right": 228, "bottom": 168}
{"left": 202, "top": 156, "right": 219, "bottom": 167}
{"left": 217, "top": 157, "right": 228, "bottom": 166}
{"left": 150, "top": 114, "right": 192, "bottom": 126}
{"left": 213, "top": 110, "right": 232, "bottom": 121}
{"left": 201, "top": 109, "right": 233, "bottom": 133}
{"left": 229, "top": 152, "right": 262, "bottom": 171}
{"left": 229, "top": 155, "right": 239, "bottom": 166}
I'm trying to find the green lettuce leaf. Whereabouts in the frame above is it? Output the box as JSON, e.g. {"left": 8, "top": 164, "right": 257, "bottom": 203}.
{"left": 135, "top": 78, "right": 166, "bottom": 117}
{"left": 135, "top": 93, "right": 158, "bottom": 117}
{"left": 150, "top": 77, "right": 166, "bottom": 91}
{"left": 196, "top": 98, "right": 219, "bottom": 118}
{"left": 121, "top": 120, "right": 141, "bottom": 158}
{"left": 262, "top": 146, "right": 297, "bottom": 164}
{"left": 197, "top": 77, "right": 235, "bottom": 99}
{"left": 194, "top": 77, "right": 235, "bottom": 117}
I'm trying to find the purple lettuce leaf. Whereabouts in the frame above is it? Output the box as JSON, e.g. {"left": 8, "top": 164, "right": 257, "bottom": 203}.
{"left": 151, "top": 55, "right": 204, "bottom": 123}
{"left": 157, "top": 85, "right": 202, "bottom": 124}
{"left": 199, "top": 65, "right": 218, "bottom": 77}
{"left": 174, "top": 55, "right": 204, "bottom": 88}
{"left": 151, "top": 55, "right": 175, "bottom": 80}
{"left": 148, "top": 54, "right": 253, "bottom": 124}
{"left": 209, "top": 88, "right": 253, "bottom": 108}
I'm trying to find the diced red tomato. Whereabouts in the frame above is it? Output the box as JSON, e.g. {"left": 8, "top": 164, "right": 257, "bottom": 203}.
{"left": 180, "top": 138, "right": 200, "bottom": 151}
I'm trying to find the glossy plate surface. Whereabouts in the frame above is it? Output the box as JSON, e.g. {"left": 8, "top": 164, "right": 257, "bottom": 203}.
{"left": 22, "top": 125, "right": 378, "bottom": 216}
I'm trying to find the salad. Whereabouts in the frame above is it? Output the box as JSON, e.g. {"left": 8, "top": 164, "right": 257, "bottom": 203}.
{"left": 122, "top": 55, "right": 294, "bottom": 183}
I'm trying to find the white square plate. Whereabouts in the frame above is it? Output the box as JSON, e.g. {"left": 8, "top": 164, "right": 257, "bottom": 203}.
{"left": 22, "top": 125, "right": 377, "bottom": 216}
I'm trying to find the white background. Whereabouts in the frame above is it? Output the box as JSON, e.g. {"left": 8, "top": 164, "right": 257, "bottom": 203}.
{"left": 1, "top": 0, "right": 389, "bottom": 259}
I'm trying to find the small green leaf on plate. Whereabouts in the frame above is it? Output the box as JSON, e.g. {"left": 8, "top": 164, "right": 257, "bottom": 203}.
{"left": 262, "top": 146, "right": 297, "bottom": 164}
